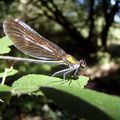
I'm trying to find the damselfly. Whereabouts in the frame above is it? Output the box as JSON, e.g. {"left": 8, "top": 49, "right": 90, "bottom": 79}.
{"left": 0, "top": 19, "right": 86, "bottom": 79}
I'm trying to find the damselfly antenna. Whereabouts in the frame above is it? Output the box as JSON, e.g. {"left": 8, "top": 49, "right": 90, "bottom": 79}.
{"left": 1, "top": 19, "right": 86, "bottom": 79}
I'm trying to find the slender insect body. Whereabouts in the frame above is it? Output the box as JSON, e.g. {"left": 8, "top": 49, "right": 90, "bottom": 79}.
{"left": 1, "top": 19, "right": 86, "bottom": 79}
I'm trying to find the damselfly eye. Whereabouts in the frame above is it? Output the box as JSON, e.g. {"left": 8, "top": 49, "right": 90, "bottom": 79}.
{"left": 79, "top": 60, "right": 86, "bottom": 68}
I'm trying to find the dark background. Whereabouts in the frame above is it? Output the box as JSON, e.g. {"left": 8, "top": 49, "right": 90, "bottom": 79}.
{"left": 0, "top": 0, "right": 120, "bottom": 119}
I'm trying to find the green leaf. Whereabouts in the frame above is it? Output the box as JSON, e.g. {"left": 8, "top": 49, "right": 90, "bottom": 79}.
{"left": 12, "top": 74, "right": 89, "bottom": 95}
{"left": 0, "top": 85, "right": 12, "bottom": 92}
{"left": 0, "top": 85, "right": 12, "bottom": 113}
{"left": 41, "top": 86, "right": 120, "bottom": 120}
{"left": 0, "top": 68, "right": 18, "bottom": 78}
{"left": 0, "top": 36, "right": 13, "bottom": 54}
{"left": 0, "top": 84, "right": 12, "bottom": 105}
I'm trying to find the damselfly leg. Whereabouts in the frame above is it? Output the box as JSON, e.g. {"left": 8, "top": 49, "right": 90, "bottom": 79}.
{"left": 52, "top": 66, "right": 78, "bottom": 79}
{"left": 52, "top": 67, "right": 72, "bottom": 78}
{"left": 63, "top": 67, "right": 77, "bottom": 80}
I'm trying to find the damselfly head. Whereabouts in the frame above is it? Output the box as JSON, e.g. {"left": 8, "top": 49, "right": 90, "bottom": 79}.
{"left": 79, "top": 60, "right": 86, "bottom": 68}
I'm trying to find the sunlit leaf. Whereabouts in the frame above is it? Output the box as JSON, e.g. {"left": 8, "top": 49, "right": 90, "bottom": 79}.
{"left": 0, "top": 36, "right": 13, "bottom": 54}
{"left": 0, "top": 85, "right": 12, "bottom": 112}
{"left": 0, "top": 68, "right": 18, "bottom": 78}
{"left": 12, "top": 74, "right": 89, "bottom": 95}
{"left": 41, "top": 86, "right": 120, "bottom": 120}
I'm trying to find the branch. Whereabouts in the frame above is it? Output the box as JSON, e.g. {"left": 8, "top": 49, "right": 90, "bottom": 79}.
{"left": 103, "top": 0, "right": 120, "bottom": 25}
{"left": 88, "top": 0, "right": 95, "bottom": 41}
{"left": 102, "top": 0, "right": 108, "bottom": 22}
{"left": 38, "top": 0, "right": 85, "bottom": 43}
{"left": 101, "top": 0, "right": 120, "bottom": 50}
{"left": 108, "top": 0, "right": 120, "bottom": 23}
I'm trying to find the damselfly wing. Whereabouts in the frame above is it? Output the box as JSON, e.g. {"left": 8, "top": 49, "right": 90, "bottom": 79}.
{"left": 2, "top": 19, "right": 86, "bottom": 79}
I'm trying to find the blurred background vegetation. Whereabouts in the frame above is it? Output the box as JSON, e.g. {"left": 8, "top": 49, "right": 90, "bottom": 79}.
{"left": 0, "top": 0, "right": 120, "bottom": 119}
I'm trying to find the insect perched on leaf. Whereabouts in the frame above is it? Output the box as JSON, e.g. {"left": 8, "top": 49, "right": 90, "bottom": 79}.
{"left": 0, "top": 19, "right": 86, "bottom": 79}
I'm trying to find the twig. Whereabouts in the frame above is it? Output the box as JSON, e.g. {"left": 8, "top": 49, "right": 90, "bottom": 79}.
{"left": 1, "top": 66, "right": 13, "bottom": 85}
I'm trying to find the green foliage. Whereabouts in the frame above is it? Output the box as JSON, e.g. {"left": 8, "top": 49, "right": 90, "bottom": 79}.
{"left": 0, "top": 37, "right": 13, "bottom": 54}
{"left": 0, "top": 70, "right": 120, "bottom": 120}
{"left": 0, "top": 16, "right": 119, "bottom": 119}
{"left": 109, "top": 24, "right": 120, "bottom": 40}
{"left": 12, "top": 74, "right": 89, "bottom": 95}
{"left": 0, "top": 68, "right": 18, "bottom": 78}
{"left": 0, "top": 0, "right": 120, "bottom": 112}
{"left": 41, "top": 86, "right": 120, "bottom": 120}
{"left": 1, "top": 0, "right": 119, "bottom": 53}
{"left": 0, "top": 0, "right": 119, "bottom": 119}
{"left": 0, "top": 85, "right": 12, "bottom": 113}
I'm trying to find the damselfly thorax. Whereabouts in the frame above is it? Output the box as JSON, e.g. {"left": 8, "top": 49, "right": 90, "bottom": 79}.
{"left": 0, "top": 19, "right": 86, "bottom": 79}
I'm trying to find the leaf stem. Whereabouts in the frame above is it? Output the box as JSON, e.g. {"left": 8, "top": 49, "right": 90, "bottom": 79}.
{"left": 1, "top": 66, "right": 13, "bottom": 85}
